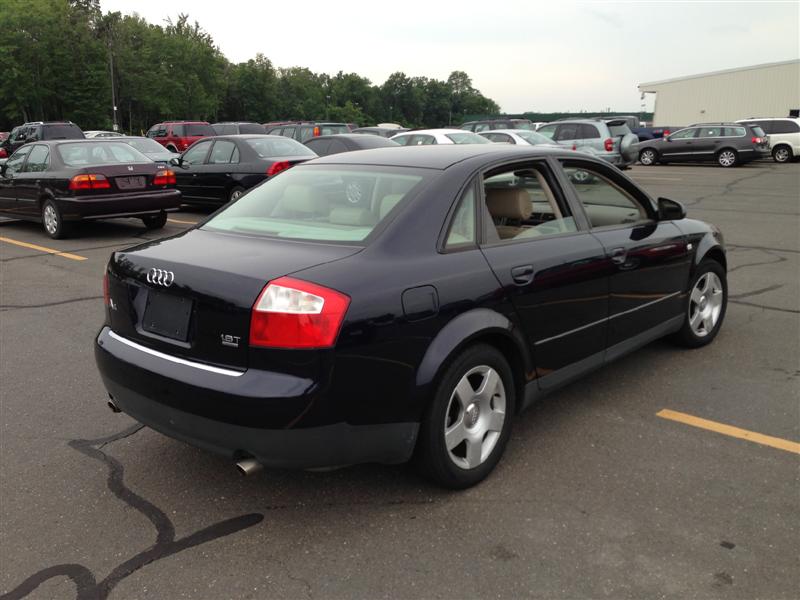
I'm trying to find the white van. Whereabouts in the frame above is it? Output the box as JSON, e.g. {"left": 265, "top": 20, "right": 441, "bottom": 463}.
{"left": 736, "top": 117, "right": 800, "bottom": 163}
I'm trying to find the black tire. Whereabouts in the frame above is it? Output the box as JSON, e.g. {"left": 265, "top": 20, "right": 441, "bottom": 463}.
{"left": 229, "top": 186, "right": 246, "bottom": 203}
{"left": 639, "top": 148, "right": 658, "bottom": 166}
{"left": 142, "top": 211, "right": 167, "bottom": 230}
{"left": 672, "top": 259, "right": 727, "bottom": 348}
{"left": 416, "top": 344, "right": 515, "bottom": 489}
{"left": 716, "top": 149, "right": 738, "bottom": 168}
{"left": 41, "top": 199, "right": 71, "bottom": 239}
{"left": 772, "top": 145, "right": 793, "bottom": 164}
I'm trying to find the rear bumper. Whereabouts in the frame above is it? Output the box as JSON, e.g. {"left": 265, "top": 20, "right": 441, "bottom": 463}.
{"left": 62, "top": 189, "right": 182, "bottom": 221}
{"left": 94, "top": 327, "right": 418, "bottom": 468}
{"left": 597, "top": 152, "right": 635, "bottom": 167}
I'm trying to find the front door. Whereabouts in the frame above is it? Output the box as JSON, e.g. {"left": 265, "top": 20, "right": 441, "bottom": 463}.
{"left": 477, "top": 159, "right": 610, "bottom": 389}
{"left": 174, "top": 139, "right": 213, "bottom": 202}
{"left": 560, "top": 159, "right": 692, "bottom": 353}
{"left": 14, "top": 144, "right": 50, "bottom": 217}
{"left": 0, "top": 146, "right": 32, "bottom": 213}
{"left": 661, "top": 127, "right": 699, "bottom": 162}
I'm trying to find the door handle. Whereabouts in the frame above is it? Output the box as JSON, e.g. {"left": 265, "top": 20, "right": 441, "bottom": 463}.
{"left": 511, "top": 265, "right": 534, "bottom": 285}
{"left": 610, "top": 247, "right": 627, "bottom": 265}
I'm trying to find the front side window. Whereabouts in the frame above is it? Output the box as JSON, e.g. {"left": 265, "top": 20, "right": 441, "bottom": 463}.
{"left": 209, "top": 140, "right": 238, "bottom": 164}
{"left": 3, "top": 146, "right": 31, "bottom": 176}
{"left": 578, "top": 124, "right": 601, "bottom": 139}
{"left": 669, "top": 128, "right": 697, "bottom": 140}
{"left": 182, "top": 140, "right": 212, "bottom": 165}
{"left": 561, "top": 161, "right": 648, "bottom": 228}
{"left": 57, "top": 142, "right": 150, "bottom": 167}
{"left": 482, "top": 162, "right": 577, "bottom": 243}
{"left": 23, "top": 145, "right": 49, "bottom": 172}
{"left": 203, "top": 166, "right": 430, "bottom": 243}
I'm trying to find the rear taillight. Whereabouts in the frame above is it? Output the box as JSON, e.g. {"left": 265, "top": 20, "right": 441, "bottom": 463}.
{"left": 153, "top": 169, "right": 176, "bottom": 186}
{"left": 313, "top": 126, "right": 320, "bottom": 137}
{"left": 604, "top": 138, "right": 614, "bottom": 152}
{"left": 266, "top": 161, "right": 291, "bottom": 177}
{"left": 69, "top": 174, "right": 111, "bottom": 191}
{"left": 752, "top": 137, "right": 763, "bottom": 144}
{"left": 663, "top": 130, "right": 670, "bottom": 137}
{"left": 0, "top": 148, "right": 7, "bottom": 159}
{"left": 249, "top": 276, "right": 350, "bottom": 349}
{"left": 103, "top": 271, "right": 110, "bottom": 306}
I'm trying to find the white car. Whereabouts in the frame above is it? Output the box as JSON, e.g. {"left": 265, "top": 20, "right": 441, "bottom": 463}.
{"left": 736, "top": 117, "right": 800, "bottom": 163}
{"left": 84, "top": 130, "right": 123, "bottom": 138}
{"left": 479, "top": 129, "right": 558, "bottom": 147}
{"left": 390, "top": 129, "right": 491, "bottom": 146}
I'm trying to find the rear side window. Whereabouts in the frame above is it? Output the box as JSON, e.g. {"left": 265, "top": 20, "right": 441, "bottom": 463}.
{"left": 771, "top": 120, "right": 800, "bottom": 134}
{"left": 238, "top": 123, "right": 266, "bottom": 134}
{"left": 203, "top": 166, "right": 430, "bottom": 243}
{"left": 555, "top": 124, "right": 579, "bottom": 141}
{"left": 474, "top": 123, "right": 490, "bottom": 132}
{"left": 578, "top": 124, "right": 601, "bottom": 139}
{"left": 282, "top": 127, "right": 296, "bottom": 139}
{"left": 23, "top": 145, "right": 49, "bottom": 172}
{"left": 445, "top": 186, "right": 476, "bottom": 248}
{"left": 57, "top": 142, "right": 150, "bottom": 166}
{"left": 171, "top": 124, "right": 185, "bottom": 136}
{"left": 213, "top": 124, "right": 236, "bottom": 135}
{"left": 42, "top": 124, "right": 83, "bottom": 140}
{"left": 320, "top": 125, "right": 349, "bottom": 136}
{"left": 698, "top": 127, "right": 722, "bottom": 138}
{"left": 186, "top": 124, "right": 215, "bottom": 136}
{"left": 209, "top": 140, "right": 238, "bottom": 164}
{"left": 722, "top": 127, "right": 746, "bottom": 137}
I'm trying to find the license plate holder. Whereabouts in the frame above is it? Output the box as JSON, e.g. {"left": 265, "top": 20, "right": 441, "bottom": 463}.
{"left": 116, "top": 176, "right": 146, "bottom": 190}
{"left": 142, "top": 290, "right": 192, "bottom": 341}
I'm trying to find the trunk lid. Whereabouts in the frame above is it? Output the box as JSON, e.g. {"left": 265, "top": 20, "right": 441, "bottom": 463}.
{"left": 107, "top": 228, "right": 361, "bottom": 369}
{"left": 73, "top": 163, "right": 168, "bottom": 195}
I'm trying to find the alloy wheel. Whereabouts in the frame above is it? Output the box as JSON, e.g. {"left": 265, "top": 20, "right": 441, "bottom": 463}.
{"left": 718, "top": 151, "right": 736, "bottom": 167}
{"left": 230, "top": 189, "right": 243, "bottom": 201}
{"left": 640, "top": 149, "right": 656, "bottom": 165}
{"left": 43, "top": 204, "right": 58, "bottom": 235}
{"left": 774, "top": 148, "right": 790, "bottom": 163}
{"left": 689, "top": 272, "right": 724, "bottom": 337}
{"left": 444, "top": 365, "right": 506, "bottom": 469}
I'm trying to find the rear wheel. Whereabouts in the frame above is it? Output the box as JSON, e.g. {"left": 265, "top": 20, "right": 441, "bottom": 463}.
{"left": 673, "top": 260, "right": 727, "bottom": 348}
{"left": 142, "top": 211, "right": 167, "bottom": 230}
{"left": 416, "top": 344, "right": 515, "bottom": 489}
{"left": 639, "top": 148, "right": 657, "bottom": 166}
{"left": 41, "top": 199, "right": 71, "bottom": 239}
{"left": 717, "top": 149, "right": 738, "bottom": 168}
{"left": 229, "top": 186, "right": 245, "bottom": 202}
{"left": 772, "top": 145, "right": 792, "bottom": 163}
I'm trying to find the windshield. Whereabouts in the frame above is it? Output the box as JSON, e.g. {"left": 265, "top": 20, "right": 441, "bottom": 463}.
{"left": 516, "top": 130, "right": 554, "bottom": 145}
{"left": 57, "top": 142, "right": 151, "bottom": 166}
{"left": 246, "top": 138, "right": 316, "bottom": 158}
{"left": 445, "top": 132, "right": 491, "bottom": 145}
{"left": 185, "top": 124, "right": 216, "bottom": 136}
{"left": 203, "top": 165, "right": 430, "bottom": 242}
{"left": 42, "top": 124, "right": 84, "bottom": 140}
{"left": 123, "top": 138, "right": 171, "bottom": 155}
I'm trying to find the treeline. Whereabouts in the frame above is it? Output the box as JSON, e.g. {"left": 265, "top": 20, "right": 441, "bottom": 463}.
{"left": 0, "top": 0, "right": 501, "bottom": 132}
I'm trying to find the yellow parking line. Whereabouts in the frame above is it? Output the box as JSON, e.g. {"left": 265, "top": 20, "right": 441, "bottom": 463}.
{"left": 657, "top": 408, "right": 800, "bottom": 454}
{"left": 167, "top": 218, "right": 198, "bottom": 225}
{"left": 0, "top": 236, "right": 87, "bottom": 261}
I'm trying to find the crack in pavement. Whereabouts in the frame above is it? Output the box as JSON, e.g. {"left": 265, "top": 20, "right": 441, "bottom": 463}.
{"left": 728, "top": 243, "right": 800, "bottom": 255}
{"left": 729, "top": 299, "right": 800, "bottom": 314}
{"left": 728, "top": 248, "right": 789, "bottom": 273}
{"left": 0, "top": 296, "right": 103, "bottom": 312}
{"left": 683, "top": 169, "right": 772, "bottom": 208}
{"left": 729, "top": 284, "right": 785, "bottom": 300}
{"left": 0, "top": 425, "right": 264, "bottom": 600}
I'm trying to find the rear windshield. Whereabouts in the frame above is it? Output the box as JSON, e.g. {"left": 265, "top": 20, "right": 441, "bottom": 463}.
{"left": 185, "top": 124, "right": 216, "bottom": 136}
{"left": 57, "top": 142, "right": 151, "bottom": 166}
{"left": 202, "top": 165, "right": 430, "bottom": 243}
{"left": 238, "top": 123, "right": 266, "bottom": 134}
{"left": 516, "top": 130, "right": 554, "bottom": 145}
{"left": 445, "top": 132, "right": 492, "bottom": 145}
{"left": 42, "top": 124, "right": 84, "bottom": 140}
{"left": 607, "top": 123, "right": 632, "bottom": 137}
{"left": 122, "top": 138, "right": 170, "bottom": 155}
{"left": 245, "top": 138, "right": 316, "bottom": 158}
{"left": 510, "top": 120, "right": 534, "bottom": 130}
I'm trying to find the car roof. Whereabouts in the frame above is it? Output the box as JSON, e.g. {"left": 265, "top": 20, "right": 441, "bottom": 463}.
{"left": 737, "top": 117, "right": 800, "bottom": 122}
{"left": 307, "top": 144, "right": 573, "bottom": 170}
{"left": 209, "top": 134, "right": 290, "bottom": 141}
{"left": 392, "top": 129, "right": 473, "bottom": 136}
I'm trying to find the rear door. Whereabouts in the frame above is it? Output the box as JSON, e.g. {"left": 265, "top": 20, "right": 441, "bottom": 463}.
{"left": 576, "top": 123, "right": 602, "bottom": 153}
{"left": 553, "top": 123, "right": 580, "bottom": 150}
{"left": 560, "top": 158, "right": 691, "bottom": 353}
{"left": 694, "top": 126, "right": 723, "bottom": 157}
{"left": 477, "top": 159, "right": 610, "bottom": 388}
{"left": 174, "top": 139, "right": 213, "bottom": 201}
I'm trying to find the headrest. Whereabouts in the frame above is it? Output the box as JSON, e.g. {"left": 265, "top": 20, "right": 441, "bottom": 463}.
{"left": 486, "top": 188, "right": 530, "bottom": 220}
{"left": 379, "top": 194, "right": 403, "bottom": 219}
{"left": 329, "top": 206, "right": 378, "bottom": 226}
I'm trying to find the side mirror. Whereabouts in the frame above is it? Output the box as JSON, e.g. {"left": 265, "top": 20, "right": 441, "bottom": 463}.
{"left": 658, "top": 197, "right": 686, "bottom": 220}
{"left": 169, "top": 156, "right": 182, "bottom": 167}
{"left": 664, "top": 135, "right": 672, "bottom": 142}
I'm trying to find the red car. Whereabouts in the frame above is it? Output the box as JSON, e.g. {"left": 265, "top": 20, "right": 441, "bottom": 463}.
{"left": 145, "top": 121, "right": 216, "bottom": 153}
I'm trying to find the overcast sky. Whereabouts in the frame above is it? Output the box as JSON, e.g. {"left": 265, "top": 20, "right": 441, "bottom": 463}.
{"left": 100, "top": 0, "right": 799, "bottom": 113}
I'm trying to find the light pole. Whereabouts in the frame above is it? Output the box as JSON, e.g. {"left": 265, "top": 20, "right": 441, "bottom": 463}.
{"left": 325, "top": 95, "right": 331, "bottom": 120}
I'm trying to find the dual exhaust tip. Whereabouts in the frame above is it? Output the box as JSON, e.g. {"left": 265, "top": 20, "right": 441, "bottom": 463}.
{"left": 107, "top": 394, "right": 262, "bottom": 477}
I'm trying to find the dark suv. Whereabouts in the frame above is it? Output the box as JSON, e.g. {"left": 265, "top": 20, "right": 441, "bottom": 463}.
{"left": 1, "top": 121, "right": 84, "bottom": 156}
{"left": 146, "top": 121, "right": 217, "bottom": 153}
{"left": 637, "top": 122, "right": 770, "bottom": 167}
{"left": 266, "top": 122, "right": 350, "bottom": 142}
{"left": 460, "top": 119, "right": 533, "bottom": 132}
{"left": 211, "top": 122, "right": 266, "bottom": 135}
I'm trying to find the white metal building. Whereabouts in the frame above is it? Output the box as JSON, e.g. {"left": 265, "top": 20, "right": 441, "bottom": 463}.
{"left": 639, "top": 60, "right": 800, "bottom": 126}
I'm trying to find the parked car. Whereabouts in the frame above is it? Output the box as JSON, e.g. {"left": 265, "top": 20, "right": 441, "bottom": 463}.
{"left": 266, "top": 122, "right": 350, "bottom": 142}
{"left": 351, "top": 126, "right": 410, "bottom": 138}
{"left": 116, "top": 136, "right": 179, "bottom": 166}
{"left": 391, "top": 129, "right": 492, "bottom": 146}
{"left": 636, "top": 123, "right": 770, "bottom": 167}
{"left": 736, "top": 117, "right": 800, "bottom": 163}
{"left": 0, "top": 140, "right": 181, "bottom": 238}
{"left": 84, "top": 130, "right": 124, "bottom": 138}
{"left": 460, "top": 119, "right": 534, "bottom": 132}
{"left": 95, "top": 144, "right": 727, "bottom": 488}
{"left": 1, "top": 121, "right": 85, "bottom": 156}
{"left": 146, "top": 121, "right": 217, "bottom": 153}
{"left": 304, "top": 133, "right": 399, "bottom": 156}
{"left": 631, "top": 125, "right": 682, "bottom": 141}
{"left": 169, "top": 134, "right": 316, "bottom": 206}
{"left": 479, "top": 129, "right": 559, "bottom": 146}
{"left": 536, "top": 119, "right": 639, "bottom": 167}
{"left": 212, "top": 122, "right": 267, "bottom": 135}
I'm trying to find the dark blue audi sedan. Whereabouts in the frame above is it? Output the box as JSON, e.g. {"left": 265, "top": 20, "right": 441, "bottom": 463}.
{"left": 95, "top": 145, "right": 727, "bottom": 488}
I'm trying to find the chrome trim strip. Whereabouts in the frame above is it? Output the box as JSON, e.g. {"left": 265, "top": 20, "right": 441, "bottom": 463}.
{"left": 108, "top": 330, "right": 245, "bottom": 377}
{"left": 535, "top": 291, "right": 681, "bottom": 346}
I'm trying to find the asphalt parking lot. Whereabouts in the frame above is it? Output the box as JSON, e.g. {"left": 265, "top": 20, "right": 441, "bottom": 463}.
{"left": 1, "top": 161, "right": 798, "bottom": 600}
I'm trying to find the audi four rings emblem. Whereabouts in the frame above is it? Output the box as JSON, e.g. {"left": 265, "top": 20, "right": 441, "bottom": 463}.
{"left": 147, "top": 268, "right": 175, "bottom": 287}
